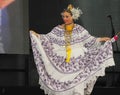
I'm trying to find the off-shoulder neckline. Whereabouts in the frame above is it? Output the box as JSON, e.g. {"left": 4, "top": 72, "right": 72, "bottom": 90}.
{"left": 57, "top": 24, "right": 79, "bottom": 30}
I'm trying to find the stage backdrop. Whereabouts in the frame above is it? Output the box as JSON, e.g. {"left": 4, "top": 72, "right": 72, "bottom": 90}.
{"left": 29, "top": 0, "right": 120, "bottom": 52}
{"left": 29, "top": 0, "right": 120, "bottom": 86}
{"left": 0, "top": 0, "right": 29, "bottom": 54}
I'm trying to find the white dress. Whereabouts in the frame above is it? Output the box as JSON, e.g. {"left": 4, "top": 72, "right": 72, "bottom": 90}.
{"left": 30, "top": 24, "right": 115, "bottom": 95}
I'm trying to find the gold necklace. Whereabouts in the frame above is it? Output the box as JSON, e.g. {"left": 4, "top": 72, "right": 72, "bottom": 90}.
{"left": 64, "top": 23, "right": 74, "bottom": 63}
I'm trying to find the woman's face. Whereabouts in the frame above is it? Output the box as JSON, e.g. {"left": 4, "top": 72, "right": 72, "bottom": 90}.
{"left": 62, "top": 11, "right": 73, "bottom": 25}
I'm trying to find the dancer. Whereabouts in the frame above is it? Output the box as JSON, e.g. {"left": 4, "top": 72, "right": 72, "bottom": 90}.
{"left": 30, "top": 4, "right": 119, "bottom": 95}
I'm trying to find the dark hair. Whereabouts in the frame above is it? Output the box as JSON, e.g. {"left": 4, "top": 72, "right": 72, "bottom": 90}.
{"left": 61, "top": 9, "right": 73, "bottom": 16}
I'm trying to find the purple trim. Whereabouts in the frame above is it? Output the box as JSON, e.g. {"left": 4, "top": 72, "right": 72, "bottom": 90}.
{"left": 38, "top": 27, "right": 113, "bottom": 74}
{"left": 30, "top": 27, "right": 114, "bottom": 92}
{"left": 44, "top": 24, "right": 88, "bottom": 46}
{"left": 38, "top": 67, "right": 102, "bottom": 92}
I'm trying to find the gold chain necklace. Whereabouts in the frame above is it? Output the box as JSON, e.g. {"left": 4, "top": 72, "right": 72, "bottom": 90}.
{"left": 64, "top": 23, "right": 74, "bottom": 63}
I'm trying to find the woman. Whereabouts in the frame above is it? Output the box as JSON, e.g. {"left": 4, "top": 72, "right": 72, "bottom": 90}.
{"left": 30, "top": 4, "right": 117, "bottom": 95}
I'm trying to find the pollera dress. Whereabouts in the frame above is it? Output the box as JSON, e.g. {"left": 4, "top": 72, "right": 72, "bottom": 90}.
{"left": 30, "top": 24, "right": 115, "bottom": 95}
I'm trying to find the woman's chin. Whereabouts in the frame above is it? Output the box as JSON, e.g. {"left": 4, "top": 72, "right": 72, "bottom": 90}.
{"left": 64, "top": 22, "right": 72, "bottom": 25}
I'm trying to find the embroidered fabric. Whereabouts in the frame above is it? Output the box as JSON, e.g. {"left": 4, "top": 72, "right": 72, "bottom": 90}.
{"left": 30, "top": 24, "right": 115, "bottom": 95}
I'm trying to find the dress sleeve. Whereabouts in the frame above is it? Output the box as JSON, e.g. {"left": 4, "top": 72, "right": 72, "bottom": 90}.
{"left": 80, "top": 26, "right": 101, "bottom": 49}
{"left": 37, "top": 27, "right": 56, "bottom": 44}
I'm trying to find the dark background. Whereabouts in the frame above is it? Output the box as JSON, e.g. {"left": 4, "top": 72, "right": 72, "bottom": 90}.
{"left": 0, "top": 0, "right": 120, "bottom": 95}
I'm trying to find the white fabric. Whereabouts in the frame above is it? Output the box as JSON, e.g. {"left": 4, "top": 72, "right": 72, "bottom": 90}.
{"left": 30, "top": 24, "right": 115, "bottom": 95}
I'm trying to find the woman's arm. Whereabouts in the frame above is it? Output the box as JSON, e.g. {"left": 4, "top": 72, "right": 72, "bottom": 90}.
{"left": 97, "top": 37, "right": 111, "bottom": 42}
{"left": 98, "top": 32, "right": 120, "bottom": 42}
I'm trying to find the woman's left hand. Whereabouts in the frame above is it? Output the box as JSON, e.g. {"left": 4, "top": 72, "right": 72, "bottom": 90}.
{"left": 99, "top": 37, "right": 111, "bottom": 42}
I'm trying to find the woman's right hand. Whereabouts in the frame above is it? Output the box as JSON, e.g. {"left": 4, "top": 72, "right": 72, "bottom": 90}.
{"left": 30, "top": 30, "right": 40, "bottom": 38}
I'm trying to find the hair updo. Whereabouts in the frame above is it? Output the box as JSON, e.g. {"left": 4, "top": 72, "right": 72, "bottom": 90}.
{"left": 61, "top": 4, "right": 83, "bottom": 20}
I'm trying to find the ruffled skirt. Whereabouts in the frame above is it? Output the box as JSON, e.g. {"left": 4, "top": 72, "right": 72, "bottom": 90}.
{"left": 30, "top": 32, "right": 115, "bottom": 95}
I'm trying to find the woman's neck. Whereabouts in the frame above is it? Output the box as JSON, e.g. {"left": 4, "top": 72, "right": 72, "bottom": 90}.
{"left": 64, "top": 23, "right": 74, "bottom": 32}
{"left": 65, "top": 22, "right": 74, "bottom": 26}
{"left": 59, "top": 23, "right": 76, "bottom": 29}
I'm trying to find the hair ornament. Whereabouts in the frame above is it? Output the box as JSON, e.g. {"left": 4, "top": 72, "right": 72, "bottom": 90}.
{"left": 67, "top": 4, "right": 83, "bottom": 20}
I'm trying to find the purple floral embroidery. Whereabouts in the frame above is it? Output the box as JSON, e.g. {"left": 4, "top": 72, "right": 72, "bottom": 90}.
{"left": 39, "top": 33, "right": 112, "bottom": 74}
{"left": 45, "top": 25, "right": 88, "bottom": 46}
{"left": 84, "top": 38, "right": 97, "bottom": 48}
{"left": 30, "top": 25, "right": 114, "bottom": 91}
{"left": 50, "top": 24, "right": 84, "bottom": 37}
{"left": 32, "top": 41, "right": 103, "bottom": 91}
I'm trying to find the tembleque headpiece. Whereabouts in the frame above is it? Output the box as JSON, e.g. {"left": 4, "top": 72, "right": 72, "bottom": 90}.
{"left": 66, "top": 4, "right": 83, "bottom": 20}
